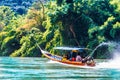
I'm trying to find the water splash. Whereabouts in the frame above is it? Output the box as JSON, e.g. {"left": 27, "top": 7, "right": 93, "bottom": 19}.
{"left": 96, "top": 58, "right": 120, "bottom": 69}
{"left": 95, "top": 42, "right": 120, "bottom": 69}
{"left": 47, "top": 60, "right": 59, "bottom": 63}
{"left": 90, "top": 42, "right": 111, "bottom": 57}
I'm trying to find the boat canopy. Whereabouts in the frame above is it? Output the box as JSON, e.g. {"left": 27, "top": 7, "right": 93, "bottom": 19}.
{"left": 54, "top": 47, "right": 91, "bottom": 51}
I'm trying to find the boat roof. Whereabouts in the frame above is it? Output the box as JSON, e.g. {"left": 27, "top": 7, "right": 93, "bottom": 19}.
{"left": 54, "top": 47, "right": 90, "bottom": 51}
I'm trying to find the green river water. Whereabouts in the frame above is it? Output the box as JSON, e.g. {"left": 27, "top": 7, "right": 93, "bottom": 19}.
{"left": 0, "top": 57, "right": 120, "bottom": 80}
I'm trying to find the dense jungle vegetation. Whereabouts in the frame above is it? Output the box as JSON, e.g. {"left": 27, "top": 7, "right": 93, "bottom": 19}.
{"left": 0, "top": 0, "right": 120, "bottom": 58}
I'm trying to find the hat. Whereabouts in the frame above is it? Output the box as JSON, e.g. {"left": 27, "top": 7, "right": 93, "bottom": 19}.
{"left": 72, "top": 50, "right": 78, "bottom": 52}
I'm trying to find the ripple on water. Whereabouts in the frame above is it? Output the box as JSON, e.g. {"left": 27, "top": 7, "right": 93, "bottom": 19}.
{"left": 0, "top": 57, "right": 120, "bottom": 80}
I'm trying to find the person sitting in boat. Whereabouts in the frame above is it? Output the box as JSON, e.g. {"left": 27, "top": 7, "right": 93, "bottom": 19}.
{"left": 62, "top": 54, "right": 67, "bottom": 61}
{"left": 76, "top": 53, "right": 82, "bottom": 62}
{"left": 66, "top": 52, "right": 71, "bottom": 60}
{"left": 70, "top": 50, "right": 78, "bottom": 61}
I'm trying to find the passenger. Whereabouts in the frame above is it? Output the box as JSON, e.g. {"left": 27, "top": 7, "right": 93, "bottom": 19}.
{"left": 76, "top": 54, "right": 82, "bottom": 62}
{"left": 66, "top": 52, "right": 70, "bottom": 60}
{"left": 62, "top": 55, "right": 67, "bottom": 61}
{"left": 70, "top": 50, "right": 78, "bottom": 61}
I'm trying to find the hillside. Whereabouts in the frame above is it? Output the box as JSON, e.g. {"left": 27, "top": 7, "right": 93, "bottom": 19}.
{"left": 0, "top": 0, "right": 120, "bottom": 58}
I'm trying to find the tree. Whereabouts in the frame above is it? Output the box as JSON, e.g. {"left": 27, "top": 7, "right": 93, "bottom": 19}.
{"left": 0, "top": 6, "right": 15, "bottom": 26}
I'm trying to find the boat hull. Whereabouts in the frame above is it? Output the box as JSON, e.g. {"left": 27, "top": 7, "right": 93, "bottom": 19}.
{"left": 41, "top": 50, "right": 95, "bottom": 67}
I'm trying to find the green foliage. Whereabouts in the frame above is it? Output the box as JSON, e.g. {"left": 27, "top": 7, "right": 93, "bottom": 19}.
{"left": 42, "top": 0, "right": 120, "bottom": 58}
{"left": 0, "top": 0, "right": 120, "bottom": 59}
{"left": 1, "top": 36, "right": 19, "bottom": 56}
{"left": 110, "top": 0, "right": 120, "bottom": 15}
{"left": 10, "top": 28, "right": 42, "bottom": 57}
{"left": 0, "top": 6, "right": 15, "bottom": 26}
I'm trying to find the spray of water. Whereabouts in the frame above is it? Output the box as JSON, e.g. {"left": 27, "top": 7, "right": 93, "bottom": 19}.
{"left": 96, "top": 42, "right": 120, "bottom": 69}
{"left": 90, "top": 42, "right": 111, "bottom": 57}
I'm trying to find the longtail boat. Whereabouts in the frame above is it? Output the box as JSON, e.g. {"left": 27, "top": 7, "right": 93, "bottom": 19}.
{"left": 40, "top": 47, "right": 95, "bottom": 67}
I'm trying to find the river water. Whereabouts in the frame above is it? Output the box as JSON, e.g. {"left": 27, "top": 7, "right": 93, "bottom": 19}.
{"left": 0, "top": 57, "right": 120, "bottom": 80}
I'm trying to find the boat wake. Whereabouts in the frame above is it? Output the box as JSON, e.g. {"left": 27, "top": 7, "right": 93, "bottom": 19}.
{"left": 47, "top": 57, "right": 120, "bottom": 69}
{"left": 95, "top": 52, "right": 120, "bottom": 69}
{"left": 47, "top": 60, "right": 59, "bottom": 63}
{"left": 96, "top": 60, "right": 120, "bottom": 69}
